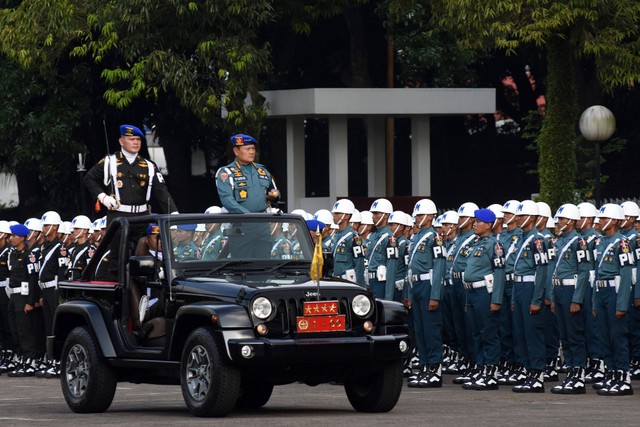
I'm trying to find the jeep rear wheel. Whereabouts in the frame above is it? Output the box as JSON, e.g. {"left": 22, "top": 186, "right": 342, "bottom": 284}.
{"left": 344, "top": 360, "right": 403, "bottom": 413}
{"left": 180, "top": 327, "right": 240, "bottom": 417}
{"left": 60, "top": 326, "right": 117, "bottom": 413}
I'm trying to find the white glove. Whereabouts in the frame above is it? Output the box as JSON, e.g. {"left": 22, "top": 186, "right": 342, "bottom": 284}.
{"left": 4, "top": 286, "right": 9, "bottom": 299}
{"left": 98, "top": 193, "right": 119, "bottom": 210}
{"left": 395, "top": 280, "right": 404, "bottom": 291}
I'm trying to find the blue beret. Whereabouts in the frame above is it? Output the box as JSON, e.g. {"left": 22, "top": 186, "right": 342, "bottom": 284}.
{"left": 146, "top": 223, "right": 160, "bottom": 235}
{"left": 177, "top": 224, "right": 197, "bottom": 231}
{"left": 230, "top": 134, "right": 258, "bottom": 146}
{"left": 120, "top": 124, "right": 144, "bottom": 138}
{"left": 474, "top": 208, "right": 496, "bottom": 223}
{"left": 306, "top": 219, "right": 326, "bottom": 231}
{"left": 10, "top": 224, "right": 30, "bottom": 237}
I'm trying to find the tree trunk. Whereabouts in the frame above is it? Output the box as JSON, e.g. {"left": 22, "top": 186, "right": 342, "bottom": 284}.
{"left": 537, "top": 36, "right": 579, "bottom": 209}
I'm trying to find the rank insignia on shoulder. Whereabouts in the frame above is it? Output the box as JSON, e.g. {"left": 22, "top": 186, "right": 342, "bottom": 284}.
{"left": 219, "top": 171, "right": 228, "bottom": 182}
{"left": 257, "top": 168, "right": 266, "bottom": 175}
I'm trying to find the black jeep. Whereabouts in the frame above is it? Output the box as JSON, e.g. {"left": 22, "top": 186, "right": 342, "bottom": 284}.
{"left": 48, "top": 213, "right": 409, "bottom": 417}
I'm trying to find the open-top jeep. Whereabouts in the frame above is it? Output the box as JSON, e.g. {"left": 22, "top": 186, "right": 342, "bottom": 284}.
{"left": 48, "top": 213, "right": 409, "bottom": 417}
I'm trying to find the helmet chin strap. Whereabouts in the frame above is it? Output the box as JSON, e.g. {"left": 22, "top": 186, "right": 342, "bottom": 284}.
{"left": 601, "top": 218, "right": 613, "bottom": 232}
{"left": 417, "top": 215, "right": 426, "bottom": 229}
{"left": 374, "top": 213, "right": 385, "bottom": 227}
{"left": 535, "top": 217, "right": 545, "bottom": 228}
{"left": 504, "top": 214, "right": 515, "bottom": 225}
{"left": 521, "top": 215, "right": 532, "bottom": 228}
{"left": 578, "top": 218, "right": 587, "bottom": 230}
{"left": 336, "top": 213, "right": 346, "bottom": 225}
{"left": 459, "top": 217, "right": 471, "bottom": 229}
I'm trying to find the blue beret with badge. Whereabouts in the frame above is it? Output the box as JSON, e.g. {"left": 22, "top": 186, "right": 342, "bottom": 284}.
{"left": 474, "top": 208, "right": 496, "bottom": 223}
{"left": 177, "top": 224, "right": 197, "bottom": 231}
{"left": 146, "top": 223, "right": 160, "bottom": 235}
{"left": 10, "top": 224, "right": 30, "bottom": 237}
{"left": 120, "top": 124, "right": 144, "bottom": 138}
{"left": 306, "top": 219, "right": 326, "bottom": 232}
{"left": 231, "top": 134, "right": 258, "bottom": 146}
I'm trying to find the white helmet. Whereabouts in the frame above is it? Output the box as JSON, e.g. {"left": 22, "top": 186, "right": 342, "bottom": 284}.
{"left": 620, "top": 201, "right": 640, "bottom": 218}
{"left": 332, "top": 199, "right": 355, "bottom": 215}
{"left": 434, "top": 215, "right": 443, "bottom": 228}
{"left": 8, "top": 221, "right": 18, "bottom": 227}
{"left": 405, "top": 213, "right": 415, "bottom": 227}
{"left": 25, "top": 218, "right": 43, "bottom": 232}
{"left": 457, "top": 202, "right": 479, "bottom": 217}
{"left": 41, "top": 211, "right": 62, "bottom": 226}
{"left": 536, "top": 201, "right": 552, "bottom": 218}
{"left": 440, "top": 210, "right": 459, "bottom": 225}
{"left": 99, "top": 216, "right": 107, "bottom": 229}
{"left": 62, "top": 221, "right": 73, "bottom": 234}
{"left": 502, "top": 200, "right": 520, "bottom": 214}
{"left": 351, "top": 209, "right": 362, "bottom": 223}
{"left": 554, "top": 204, "right": 580, "bottom": 221}
{"left": 598, "top": 204, "right": 624, "bottom": 221}
{"left": 487, "top": 204, "right": 505, "bottom": 219}
{"left": 370, "top": 198, "right": 393, "bottom": 214}
{"left": 290, "top": 208, "right": 308, "bottom": 218}
{"left": 516, "top": 200, "right": 539, "bottom": 216}
{"left": 313, "top": 209, "right": 334, "bottom": 227}
{"left": 71, "top": 215, "right": 93, "bottom": 230}
{"left": 413, "top": 199, "right": 437, "bottom": 215}
{"left": 205, "top": 206, "right": 222, "bottom": 214}
{"left": 389, "top": 211, "right": 407, "bottom": 225}
{"left": 577, "top": 202, "right": 598, "bottom": 218}
{"left": 360, "top": 210, "right": 374, "bottom": 225}
{"left": 195, "top": 224, "right": 207, "bottom": 232}
{"left": 0, "top": 220, "right": 11, "bottom": 234}
{"left": 546, "top": 217, "right": 556, "bottom": 228}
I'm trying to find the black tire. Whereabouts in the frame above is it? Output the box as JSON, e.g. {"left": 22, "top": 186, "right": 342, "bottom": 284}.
{"left": 344, "top": 360, "right": 404, "bottom": 413}
{"left": 180, "top": 327, "right": 241, "bottom": 417}
{"left": 60, "top": 326, "right": 117, "bottom": 413}
{"left": 236, "top": 381, "right": 274, "bottom": 410}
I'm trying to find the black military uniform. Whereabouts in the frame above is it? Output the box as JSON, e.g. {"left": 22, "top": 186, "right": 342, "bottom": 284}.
{"left": 0, "top": 238, "right": 15, "bottom": 367}
{"left": 84, "top": 125, "right": 177, "bottom": 269}
{"left": 39, "top": 238, "right": 68, "bottom": 336}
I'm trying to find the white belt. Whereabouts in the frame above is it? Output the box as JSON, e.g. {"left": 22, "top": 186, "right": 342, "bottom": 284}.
{"left": 553, "top": 278, "right": 576, "bottom": 286}
{"left": 596, "top": 279, "right": 616, "bottom": 288}
{"left": 367, "top": 272, "right": 377, "bottom": 280}
{"left": 0, "top": 279, "right": 8, "bottom": 287}
{"left": 464, "top": 280, "right": 486, "bottom": 290}
{"left": 411, "top": 273, "right": 432, "bottom": 282}
{"left": 39, "top": 279, "right": 57, "bottom": 289}
{"left": 8, "top": 287, "right": 22, "bottom": 295}
{"left": 514, "top": 275, "right": 535, "bottom": 283}
{"left": 116, "top": 204, "right": 148, "bottom": 213}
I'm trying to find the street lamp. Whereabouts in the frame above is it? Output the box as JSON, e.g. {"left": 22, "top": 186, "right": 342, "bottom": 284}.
{"left": 578, "top": 105, "right": 616, "bottom": 207}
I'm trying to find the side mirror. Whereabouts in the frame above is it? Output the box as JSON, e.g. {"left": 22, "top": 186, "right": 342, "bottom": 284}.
{"left": 130, "top": 256, "right": 156, "bottom": 277}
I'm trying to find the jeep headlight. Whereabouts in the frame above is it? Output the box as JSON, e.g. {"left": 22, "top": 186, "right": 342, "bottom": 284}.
{"left": 252, "top": 297, "right": 273, "bottom": 319}
{"left": 352, "top": 294, "right": 372, "bottom": 317}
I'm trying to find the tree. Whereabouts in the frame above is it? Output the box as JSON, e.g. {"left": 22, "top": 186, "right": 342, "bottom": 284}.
{"left": 384, "top": 0, "right": 640, "bottom": 207}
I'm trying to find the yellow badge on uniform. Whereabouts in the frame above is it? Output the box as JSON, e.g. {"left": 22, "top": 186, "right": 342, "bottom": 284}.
{"left": 257, "top": 168, "right": 266, "bottom": 176}
{"left": 239, "top": 189, "right": 248, "bottom": 199}
{"left": 116, "top": 180, "right": 123, "bottom": 188}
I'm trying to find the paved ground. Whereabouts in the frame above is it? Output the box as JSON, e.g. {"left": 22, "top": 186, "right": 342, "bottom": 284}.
{"left": 0, "top": 373, "right": 638, "bottom": 426}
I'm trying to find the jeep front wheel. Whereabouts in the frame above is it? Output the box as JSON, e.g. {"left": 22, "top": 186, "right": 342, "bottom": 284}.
{"left": 344, "top": 360, "right": 403, "bottom": 413}
{"left": 180, "top": 327, "right": 240, "bottom": 417}
{"left": 60, "top": 326, "right": 117, "bottom": 413}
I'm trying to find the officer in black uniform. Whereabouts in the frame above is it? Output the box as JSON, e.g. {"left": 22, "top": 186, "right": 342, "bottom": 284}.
{"left": 84, "top": 124, "right": 178, "bottom": 270}
{"left": 0, "top": 220, "right": 15, "bottom": 371}
{"left": 6, "top": 224, "right": 40, "bottom": 377}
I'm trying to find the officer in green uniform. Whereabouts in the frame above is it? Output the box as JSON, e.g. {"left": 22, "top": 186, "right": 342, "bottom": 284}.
{"left": 576, "top": 202, "right": 605, "bottom": 383}
{"left": 270, "top": 222, "right": 293, "bottom": 259}
{"left": 592, "top": 204, "right": 634, "bottom": 396}
{"left": 215, "top": 134, "right": 278, "bottom": 258}
{"left": 511, "top": 200, "right": 549, "bottom": 393}
{"left": 330, "top": 199, "right": 365, "bottom": 287}
{"left": 387, "top": 210, "right": 410, "bottom": 301}
{"left": 406, "top": 199, "right": 446, "bottom": 388}
{"left": 173, "top": 224, "right": 200, "bottom": 261}
{"left": 548, "top": 204, "right": 589, "bottom": 394}
{"left": 460, "top": 208, "right": 505, "bottom": 391}
{"left": 364, "top": 199, "right": 398, "bottom": 300}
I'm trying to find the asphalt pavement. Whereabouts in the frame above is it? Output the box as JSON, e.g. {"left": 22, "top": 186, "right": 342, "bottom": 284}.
{"left": 0, "top": 373, "right": 638, "bottom": 426}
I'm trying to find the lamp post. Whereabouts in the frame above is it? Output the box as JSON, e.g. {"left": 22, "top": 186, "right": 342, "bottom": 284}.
{"left": 578, "top": 106, "right": 616, "bottom": 207}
